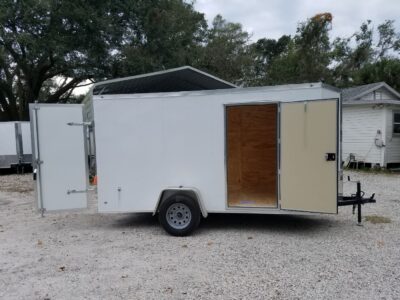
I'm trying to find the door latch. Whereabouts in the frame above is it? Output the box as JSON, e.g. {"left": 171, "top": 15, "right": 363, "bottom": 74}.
{"left": 325, "top": 153, "right": 336, "bottom": 161}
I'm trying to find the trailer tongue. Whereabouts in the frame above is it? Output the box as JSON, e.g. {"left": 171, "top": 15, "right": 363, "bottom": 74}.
{"left": 338, "top": 179, "right": 376, "bottom": 225}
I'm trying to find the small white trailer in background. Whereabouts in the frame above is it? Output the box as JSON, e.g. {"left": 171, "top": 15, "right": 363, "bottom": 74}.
{"left": 0, "top": 121, "right": 32, "bottom": 170}
{"left": 29, "top": 68, "right": 376, "bottom": 236}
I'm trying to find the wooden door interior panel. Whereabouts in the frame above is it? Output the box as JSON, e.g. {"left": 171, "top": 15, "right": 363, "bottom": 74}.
{"left": 227, "top": 104, "right": 277, "bottom": 207}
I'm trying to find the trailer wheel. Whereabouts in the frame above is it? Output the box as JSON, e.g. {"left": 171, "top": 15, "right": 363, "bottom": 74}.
{"left": 158, "top": 194, "right": 201, "bottom": 236}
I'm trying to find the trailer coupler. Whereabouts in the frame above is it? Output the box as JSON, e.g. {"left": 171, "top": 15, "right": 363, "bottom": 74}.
{"left": 338, "top": 181, "right": 376, "bottom": 225}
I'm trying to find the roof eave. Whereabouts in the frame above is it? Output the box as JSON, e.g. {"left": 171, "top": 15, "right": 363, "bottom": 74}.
{"left": 343, "top": 100, "right": 400, "bottom": 106}
{"left": 346, "top": 82, "right": 400, "bottom": 101}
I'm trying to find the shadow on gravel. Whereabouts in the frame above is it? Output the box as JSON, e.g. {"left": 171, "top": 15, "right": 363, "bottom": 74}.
{"left": 111, "top": 213, "right": 332, "bottom": 234}
{"left": 199, "top": 213, "right": 332, "bottom": 234}
{"left": 0, "top": 167, "right": 32, "bottom": 175}
{"left": 112, "top": 213, "right": 159, "bottom": 229}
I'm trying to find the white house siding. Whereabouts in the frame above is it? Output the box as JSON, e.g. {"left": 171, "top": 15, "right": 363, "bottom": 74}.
{"left": 385, "top": 105, "right": 400, "bottom": 164}
{"left": 342, "top": 105, "right": 385, "bottom": 165}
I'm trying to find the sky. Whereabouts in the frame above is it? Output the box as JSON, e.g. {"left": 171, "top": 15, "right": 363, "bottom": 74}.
{"left": 194, "top": 0, "right": 400, "bottom": 41}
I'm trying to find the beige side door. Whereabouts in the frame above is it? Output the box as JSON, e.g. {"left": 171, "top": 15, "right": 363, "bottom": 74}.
{"left": 280, "top": 99, "right": 338, "bottom": 214}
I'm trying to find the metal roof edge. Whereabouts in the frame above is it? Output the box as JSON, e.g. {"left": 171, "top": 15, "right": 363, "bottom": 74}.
{"left": 183, "top": 66, "right": 238, "bottom": 88}
{"left": 321, "top": 82, "right": 341, "bottom": 93}
{"left": 92, "top": 66, "right": 237, "bottom": 88}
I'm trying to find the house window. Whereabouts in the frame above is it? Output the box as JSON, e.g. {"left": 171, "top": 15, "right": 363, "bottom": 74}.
{"left": 394, "top": 112, "right": 400, "bottom": 135}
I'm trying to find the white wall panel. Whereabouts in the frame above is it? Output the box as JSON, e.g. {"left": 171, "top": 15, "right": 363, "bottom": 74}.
{"left": 94, "top": 84, "right": 340, "bottom": 213}
{"left": 0, "top": 122, "right": 17, "bottom": 155}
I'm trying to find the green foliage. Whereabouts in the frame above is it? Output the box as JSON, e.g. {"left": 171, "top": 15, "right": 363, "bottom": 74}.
{"left": 332, "top": 20, "right": 400, "bottom": 88}
{"left": 0, "top": 0, "right": 130, "bottom": 120}
{"left": 1, "top": 3, "right": 399, "bottom": 122}
{"left": 257, "top": 16, "right": 400, "bottom": 90}
{"left": 376, "top": 20, "right": 400, "bottom": 58}
{"left": 354, "top": 59, "right": 400, "bottom": 92}
{"left": 113, "top": 0, "right": 207, "bottom": 77}
{"left": 249, "top": 35, "right": 291, "bottom": 85}
{"left": 193, "top": 15, "right": 253, "bottom": 86}
{"left": 0, "top": 0, "right": 207, "bottom": 120}
{"left": 264, "top": 13, "right": 333, "bottom": 85}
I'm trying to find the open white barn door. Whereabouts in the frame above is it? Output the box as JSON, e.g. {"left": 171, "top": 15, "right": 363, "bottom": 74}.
{"left": 30, "top": 104, "right": 89, "bottom": 212}
{"left": 280, "top": 99, "right": 338, "bottom": 214}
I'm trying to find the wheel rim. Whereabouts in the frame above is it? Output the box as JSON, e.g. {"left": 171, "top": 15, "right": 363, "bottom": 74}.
{"left": 166, "top": 203, "right": 192, "bottom": 230}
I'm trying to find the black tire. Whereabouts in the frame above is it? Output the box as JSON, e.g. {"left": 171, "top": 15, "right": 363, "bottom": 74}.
{"left": 158, "top": 194, "right": 201, "bottom": 236}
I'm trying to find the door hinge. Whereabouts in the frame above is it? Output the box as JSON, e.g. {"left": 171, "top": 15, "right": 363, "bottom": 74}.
{"left": 33, "top": 100, "right": 41, "bottom": 110}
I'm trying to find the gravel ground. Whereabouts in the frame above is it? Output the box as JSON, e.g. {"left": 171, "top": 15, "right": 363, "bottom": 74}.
{"left": 0, "top": 171, "right": 399, "bottom": 299}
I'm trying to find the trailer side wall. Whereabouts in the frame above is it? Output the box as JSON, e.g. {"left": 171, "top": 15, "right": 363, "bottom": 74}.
{"left": 94, "top": 85, "right": 340, "bottom": 214}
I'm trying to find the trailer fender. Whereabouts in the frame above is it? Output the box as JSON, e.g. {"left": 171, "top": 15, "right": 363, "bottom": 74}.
{"left": 153, "top": 187, "right": 208, "bottom": 218}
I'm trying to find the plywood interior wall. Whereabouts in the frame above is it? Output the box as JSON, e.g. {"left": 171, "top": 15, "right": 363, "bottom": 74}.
{"left": 226, "top": 104, "right": 277, "bottom": 207}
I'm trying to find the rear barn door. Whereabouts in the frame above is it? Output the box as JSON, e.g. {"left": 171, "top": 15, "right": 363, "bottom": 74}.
{"left": 30, "top": 104, "right": 88, "bottom": 211}
{"left": 280, "top": 99, "right": 338, "bottom": 213}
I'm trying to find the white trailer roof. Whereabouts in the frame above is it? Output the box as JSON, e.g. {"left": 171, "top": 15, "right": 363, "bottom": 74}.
{"left": 94, "top": 82, "right": 340, "bottom": 102}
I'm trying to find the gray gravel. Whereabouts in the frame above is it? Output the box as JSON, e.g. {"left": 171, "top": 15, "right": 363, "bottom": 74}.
{"left": 0, "top": 171, "right": 399, "bottom": 299}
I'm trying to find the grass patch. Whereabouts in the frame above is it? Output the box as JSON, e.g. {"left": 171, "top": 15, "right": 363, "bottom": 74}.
{"left": 365, "top": 215, "right": 392, "bottom": 224}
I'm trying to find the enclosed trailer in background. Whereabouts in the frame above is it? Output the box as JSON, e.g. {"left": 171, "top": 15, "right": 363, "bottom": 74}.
{"left": 0, "top": 121, "right": 32, "bottom": 170}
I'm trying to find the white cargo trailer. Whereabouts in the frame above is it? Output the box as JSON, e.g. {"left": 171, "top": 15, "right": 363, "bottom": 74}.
{"left": 0, "top": 121, "right": 32, "bottom": 170}
{"left": 30, "top": 81, "right": 376, "bottom": 235}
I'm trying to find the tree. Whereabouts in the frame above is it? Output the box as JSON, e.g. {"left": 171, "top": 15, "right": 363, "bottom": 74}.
{"left": 194, "top": 15, "right": 253, "bottom": 85}
{"left": 0, "top": 0, "right": 126, "bottom": 120}
{"left": 331, "top": 20, "right": 375, "bottom": 86}
{"left": 332, "top": 19, "right": 400, "bottom": 87}
{"left": 354, "top": 59, "right": 400, "bottom": 91}
{"left": 252, "top": 15, "right": 400, "bottom": 91}
{"left": 249, "top": 35, "right": 291, "bottom": 85}
{"left": 2, "top": 2, "right": 399, "bottom": 122}
{"left": 376, "top": 20, "right": 400, "bottom": 59}
{"left": 0, "top": 0, "right": 207, "bottom": 121}
{"left": 264, "top": 13, "right": 333, "bottom": 85}
{"left": 111, "top": 0, "right": 207, "bottom": 77}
